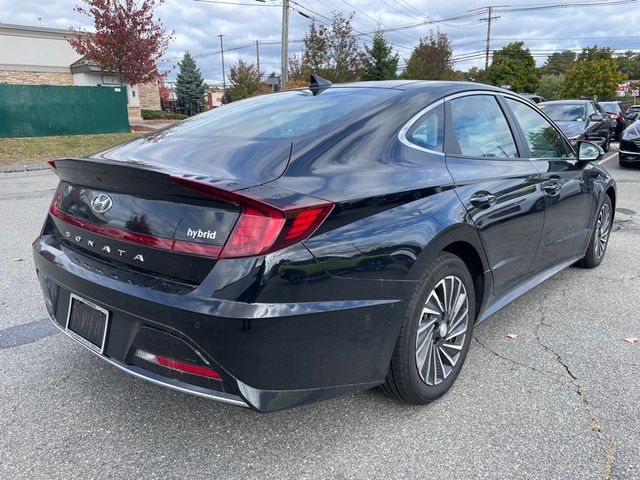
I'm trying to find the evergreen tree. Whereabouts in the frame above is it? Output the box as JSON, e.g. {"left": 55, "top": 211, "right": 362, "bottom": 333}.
{"left": 175, "top": 52, "right": 206, "bottom": 115}
{"left": 403, "top": 31, "right": 455, "bottom": 80}
{"left": 541, "top": 50, "right": 576, "bottom": 76}
{"left": 362, "top": 31, "right": 399, "bottom": 81}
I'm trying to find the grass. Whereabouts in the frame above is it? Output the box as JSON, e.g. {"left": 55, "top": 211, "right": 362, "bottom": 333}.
{"left": 0, "top": 132, "right": 141, "bottom": 167}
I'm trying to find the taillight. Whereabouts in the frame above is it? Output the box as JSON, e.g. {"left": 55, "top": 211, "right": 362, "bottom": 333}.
{"left": 171, "top": 176, "right": 334, "bottom": 258}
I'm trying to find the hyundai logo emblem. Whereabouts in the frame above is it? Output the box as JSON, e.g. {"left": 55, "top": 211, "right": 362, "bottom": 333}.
{"left": 91, "top": 194, "right": 113, "bottom": 214}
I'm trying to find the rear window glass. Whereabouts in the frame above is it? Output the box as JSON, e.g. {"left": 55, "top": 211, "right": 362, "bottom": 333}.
{"left": 165, "top": 88, "right": 396, "bottom": 140}
{"left": 539, "top": 103, "right": 586, "bottom": 122}
{"left": 599, "top": 102, "right": 621, "bottom": 114}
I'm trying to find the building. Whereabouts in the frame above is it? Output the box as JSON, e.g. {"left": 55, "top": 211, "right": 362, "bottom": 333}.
{"left": 0, "top": 23, "right": 161, "bottom": 120}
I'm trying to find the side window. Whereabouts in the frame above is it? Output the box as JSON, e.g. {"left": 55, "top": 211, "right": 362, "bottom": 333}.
{"left": 505, "top": 98, "right": 575, "bottom": 159}
{"left": 587, "top": 103, "right": 596, "bottom": 116}
{"left": 449, "top": 95, "right": 518, "bottom": 158}
{"left": 406, "top": 103, "right": 444, "bottom": 152}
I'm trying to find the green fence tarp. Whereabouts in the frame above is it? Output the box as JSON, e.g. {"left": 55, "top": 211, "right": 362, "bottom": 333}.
{"left": 0, "top": 84, "right": 130, "bottom": 138}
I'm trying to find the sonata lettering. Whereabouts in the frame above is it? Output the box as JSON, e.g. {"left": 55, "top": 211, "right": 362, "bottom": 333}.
{"left": 63, "top": 231, "right": 144, "bottom": 262}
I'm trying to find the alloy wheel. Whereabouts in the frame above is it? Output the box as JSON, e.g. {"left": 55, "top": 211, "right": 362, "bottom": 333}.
{"left": 594, "top": 202, "right": 612, "bottom": 259}
{"left": 415, "top": 275, "right": 469, "bottom": 386}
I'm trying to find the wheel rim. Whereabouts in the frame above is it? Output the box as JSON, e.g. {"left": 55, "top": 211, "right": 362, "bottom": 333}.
{"left": 415, "top": 275, "right": 469, "bottom": 386}
{"left": 594, "top": 202, "right": 611, "bottom": 260}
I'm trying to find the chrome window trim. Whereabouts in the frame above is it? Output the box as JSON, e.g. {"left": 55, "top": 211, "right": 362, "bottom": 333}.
{"left": 398, "top": 99, "right": 445, "bottom": 156}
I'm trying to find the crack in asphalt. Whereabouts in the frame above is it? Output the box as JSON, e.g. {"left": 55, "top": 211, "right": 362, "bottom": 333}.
{"left": 472, "top": 336, "right": 564, "bottom": 380}
{"left": 534, "top": 299, "right": 616, "bottom": 480}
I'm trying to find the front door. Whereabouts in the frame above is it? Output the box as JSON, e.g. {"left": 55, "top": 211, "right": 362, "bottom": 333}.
{"left": 444, "top": 93, "right": 545, "bottom": 294}
{"left": 503, "top": 96, "right": 597, "bottom": 272}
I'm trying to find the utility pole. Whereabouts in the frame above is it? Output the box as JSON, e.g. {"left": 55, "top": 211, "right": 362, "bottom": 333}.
{"left": 256, "top": 40, "right": 261, "bottom": 82}
{"left": 480, "top": 6, "right": 499, "bottom": 71}
{"left": 280, "top": 0, "right": 289, "bottom": 90}
{"left": 218, "top": 34, "right": 226, "bottom": 91}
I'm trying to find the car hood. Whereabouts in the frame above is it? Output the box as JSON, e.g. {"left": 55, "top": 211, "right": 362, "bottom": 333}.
{"left": 553, "top": 121, "right": 587, "bottom": 139}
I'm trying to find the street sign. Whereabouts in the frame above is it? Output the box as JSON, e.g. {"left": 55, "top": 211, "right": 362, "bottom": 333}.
{"left": 632, "top": 89, "right": 639, "bottom": 97}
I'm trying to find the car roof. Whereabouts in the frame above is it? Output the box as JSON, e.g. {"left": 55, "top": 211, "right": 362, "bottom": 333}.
{"left": 540, "top": 99, "right": 589, "bottom": 105}
{"left": 321, "top": 80, "right": 510, "bottom": 95}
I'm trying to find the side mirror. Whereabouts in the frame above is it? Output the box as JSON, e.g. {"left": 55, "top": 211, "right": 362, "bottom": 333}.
{"left": 576, "top": 140, "right": 603, "bottom": 162}
{"left": 589, "top": 113, "right": 602, "bottom": 122}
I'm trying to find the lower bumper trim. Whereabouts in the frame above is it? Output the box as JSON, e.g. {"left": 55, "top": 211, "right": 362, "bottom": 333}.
{"left": 47, "top": 314, "right": 249, "bottom": 408}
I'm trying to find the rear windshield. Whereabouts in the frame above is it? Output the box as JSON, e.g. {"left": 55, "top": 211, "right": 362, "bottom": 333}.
{"left": 540, "top": 103, "right": 586, "bottom": 121}
{"left": 599, "top": 102, "right": 621, "bottom": 114}
{"left": 165, "top": 88, "right": 397, "bottom": 140}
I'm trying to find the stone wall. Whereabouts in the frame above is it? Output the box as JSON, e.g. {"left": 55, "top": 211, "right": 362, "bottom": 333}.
{"left": 138, "top": 82, "right": 161, "bottom": 110}
{"left": 0, "top": 70, "right": 73, "bottom": 86}
{"left": 127, "top": 106, "right": 142, "bottom": 121}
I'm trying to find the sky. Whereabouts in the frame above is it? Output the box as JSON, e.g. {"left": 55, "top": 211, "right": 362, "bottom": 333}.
{"left": 1, "top": 0, "right": 639, "bottom": 85}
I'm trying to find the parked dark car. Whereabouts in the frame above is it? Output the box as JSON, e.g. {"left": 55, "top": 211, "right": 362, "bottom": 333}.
{"left": 599, "top": 101, "right": 630, "bottom": 140}
{"left": 538, "top": 100, "right": 612, "bottom": 151}
{"left": 619, "top": 120, "right": 640, "bottom": 166}
{"left": 33, "top": 80, "right": 616, "bottom": 412}
{"left": 519, "top": 93, "right": 546, "bottom": 104}
{"left": 626, "top": 105, "right": 640, "bottom": 122}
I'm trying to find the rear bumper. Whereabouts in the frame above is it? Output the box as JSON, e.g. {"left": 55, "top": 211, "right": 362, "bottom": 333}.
{"left": 34, "top": 234, "right": 404, "bottom": 412}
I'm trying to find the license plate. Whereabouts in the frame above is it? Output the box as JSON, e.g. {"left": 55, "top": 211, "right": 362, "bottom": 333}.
{"left": 66, "top": 294, "right": 109, "bottom": 354}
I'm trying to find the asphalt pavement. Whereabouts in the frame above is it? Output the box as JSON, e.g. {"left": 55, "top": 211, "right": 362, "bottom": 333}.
{"left": 1, "top": 146, "right": 639, "bottom": 479}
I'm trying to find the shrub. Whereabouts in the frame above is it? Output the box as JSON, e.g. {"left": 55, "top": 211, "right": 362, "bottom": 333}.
{"left": 141, "top": 110, "right": 188, "bottom": 120}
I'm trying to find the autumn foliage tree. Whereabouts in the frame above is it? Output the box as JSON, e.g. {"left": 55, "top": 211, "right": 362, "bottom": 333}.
{"left": 69, "top": 0, "right": 173, "bottom": 85}
{"left": 227, "top": 59, "right": 263, "bottom": 102}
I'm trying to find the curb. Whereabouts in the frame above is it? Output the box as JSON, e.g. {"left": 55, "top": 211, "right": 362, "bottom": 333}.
{"left": 0, "top": 162, "right": 50, "bottom": 174}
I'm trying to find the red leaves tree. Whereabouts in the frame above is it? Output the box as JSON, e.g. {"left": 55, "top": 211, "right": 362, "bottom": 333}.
{"left": 69, "top": 0, "right": 173, "bottom": 85}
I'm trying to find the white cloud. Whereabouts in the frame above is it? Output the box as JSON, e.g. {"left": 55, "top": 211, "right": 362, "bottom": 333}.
{"left": 1, "top": 0, "right": 639, "bottom": 85}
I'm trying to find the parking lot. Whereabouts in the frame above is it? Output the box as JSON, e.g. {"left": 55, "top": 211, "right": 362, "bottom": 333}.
{"left": 1, "top": 145, "right": 639, "bottom": 479}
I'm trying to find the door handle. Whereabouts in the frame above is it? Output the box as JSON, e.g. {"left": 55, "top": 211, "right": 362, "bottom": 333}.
{"left": 470, "top": 192, "right": 496, "bottom": 208}
{"left": 543, "top": 181, "right": 561, "bottom": 195}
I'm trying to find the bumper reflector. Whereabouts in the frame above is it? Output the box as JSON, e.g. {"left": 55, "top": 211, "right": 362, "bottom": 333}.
{"left": 134, "top": 349, "right": 222, "bottom": 380}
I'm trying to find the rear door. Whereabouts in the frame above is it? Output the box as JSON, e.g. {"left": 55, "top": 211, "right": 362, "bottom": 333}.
{"left": 444, "top": 93, "right": 545, "bottom": 294}
{"left": 502, "top": 95, "right": 597, "bottom": 272}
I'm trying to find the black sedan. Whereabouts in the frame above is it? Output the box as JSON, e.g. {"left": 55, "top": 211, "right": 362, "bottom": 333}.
{"left": 538, "top": 100, "right": 612, "bottom": 151}
{"left": 599, "top": 101, "right": 630, "bottom": 140}
{"left": 619, "top": 120, "right": 640, "bottom": 166}
{"left": 34, "top": 79, "right": 616, "bottom": 412}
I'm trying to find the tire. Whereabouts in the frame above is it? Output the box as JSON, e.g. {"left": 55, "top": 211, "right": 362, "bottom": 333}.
{"left": 578, "top": 195, "right": 613, "bottom": 268}
{"left": 382, "top": 252, "right": 475, "bottom": 404}
{"left": 603, "top": 136, "right": 610, "bottom": 153}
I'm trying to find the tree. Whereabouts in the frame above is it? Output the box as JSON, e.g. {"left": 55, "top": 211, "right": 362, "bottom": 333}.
{"left": 69, "top": 0, "right": 173, "bottom": 85}
{"left": 302, "top": 21, "right": 329, "bottom": 76}
{"left": 227, "top": 59, "right": 263, "bottom": 102}
{"left": 175, "top": 52, "right": 206, "bottom": 115}
{"left": 403, "top": 30, "right": 454, "bottom": 80}
{"left": 541, "top": 50, "right": 576, "bottom": 76}
{"left": 326, "top": 12, "right": 366, "bottom": 82}
{"left": 362, "top": 31, "right": 398, "bottom": 81}
{"left": 616, "top": 51, "right": 640, "bottom": 80}
{"left": 461, "top": 66, "right": 485, "bottom": 83}
{"left": 577, "top": 45, "right": 614, "bottom": 61}
{"left": 300, "top": 13, "right": 365, "bottom": 83}
{"left": 486, "top": 41, "right": 539, "bottom": 93}
{"left": 561, "top": 51, "right": 624, "bottom": 100}
{"left": 537, "top": 74, "right": 565, "bottom": 100}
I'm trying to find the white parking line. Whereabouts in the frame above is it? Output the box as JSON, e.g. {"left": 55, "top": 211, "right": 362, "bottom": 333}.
{"left": 599, "top": 148, "right": 618, "bottom": 165}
